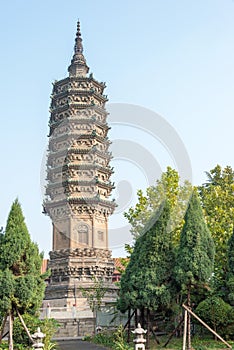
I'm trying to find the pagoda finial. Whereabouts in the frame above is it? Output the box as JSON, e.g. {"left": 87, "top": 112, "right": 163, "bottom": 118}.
{"left": 74, "top": 20, "right": 83, "bottom": 54}
{"left": 68, "top": 20, "right": 89, "bottom": 77}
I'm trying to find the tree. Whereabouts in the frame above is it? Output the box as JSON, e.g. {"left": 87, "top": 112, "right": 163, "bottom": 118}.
{"left": 0, "top": 199, "right": 48, "bottom": 349}
{"left": 124, "top": 167, "right": 192, "bottom": 244}
{"left": 118, "top": 202, "right": 176, "bottom": 315}
{"left": 226, "top": 228, "right": 234, "bottom": 305}
{"left": 199, "top": 165, "right": 234, "bottom": 285}
{"left": 174, "top": 190, "right": 215, "bottom": 350}
{"left": 80, "top": 276, "right": 107, "bottom": 333}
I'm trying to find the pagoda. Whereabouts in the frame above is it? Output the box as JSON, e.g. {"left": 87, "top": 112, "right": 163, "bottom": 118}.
{"left": 44, "top": 21, "right": 116, "bottom": 308}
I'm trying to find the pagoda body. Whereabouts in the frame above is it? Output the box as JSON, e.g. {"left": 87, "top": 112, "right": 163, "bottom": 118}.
{"left": 44, "top": 22, "right": 116, "bottom": 307}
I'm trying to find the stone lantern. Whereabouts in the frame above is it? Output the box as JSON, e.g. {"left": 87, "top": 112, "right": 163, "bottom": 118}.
{"left": 32, "top": 327, "right": 45, "bottom": 349}
{"left": 132, "top": 323, "right": 147, "bottom": 350}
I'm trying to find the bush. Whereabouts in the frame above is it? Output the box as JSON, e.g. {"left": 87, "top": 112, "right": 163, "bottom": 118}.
{"left": 84, "top": 326, "right": 132, "bottom": 350}
{"left": 0, "top": 342, "right": 8, "bottom": 350}
{"left": 13, "top": 314, "right": 58, "bottom": 349}
{"left": 195, "top": 296, "right": 234, "bottom": 339}
{"left": 113, "top": 326, "right": 132, "bottom": 350}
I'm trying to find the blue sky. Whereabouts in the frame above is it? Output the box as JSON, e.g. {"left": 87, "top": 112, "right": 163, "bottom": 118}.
{"left": 0, "top": 0, "right": 233, "bottom": 257}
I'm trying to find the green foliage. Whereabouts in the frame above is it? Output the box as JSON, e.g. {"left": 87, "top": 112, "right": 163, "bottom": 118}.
{"left": 39, "top": 318, "right": 58, "bottom": 350}
{"left": 80, "top": 276, "right": 107, "bottom": 313}
{"left": 228, "top": 229, "right": 234, "bottom": 273}
{"left": 0, "top": 268, "right": 15, "bottom": 313}
{"left": 195, "top": 296, "right": 234, "bottom": 338}
{"left": 116, "top": 244, "right": 132, "bottom": 275}
{"left": 118, "top": 202, "right": 176, "bottom": 312}
{"left": 0, "top": 199, "right": 51, "bottom": 349}
{"left": 175, "top": 190, "right": 215, "bottom": 291}
{"left": 45, "top": 342, "right": 57, "bottom": 350}
{"left": 84, "top": 330, "right": 115, "bottom": 348}
{"left": 85, "top": 330, "right": 234, "bottom": 349}
{"left": 0, "top": 199, "right": 48, "bottom": 316}
{"left": 227, "top": 228, "right": 234, "bottom": 304}
{"left": 0, "top": 342, "right": 9, "bottom": 350}
{"left": 84, "top": 326, "right": 131, "bottom": 350}
{"left": 13, "top": 314, "right": 39, "bottom": 347}
{"left": 199, "top": 165, "right": 234, "bottom": 284}
{"left": 112, "top": 325, "right": 132, "bottom": 350}
{"left": 12, "top": 314, "right": 58, "bottom": 349}
{"left": 124, "top": 167, "right": 192, "bottom": 243}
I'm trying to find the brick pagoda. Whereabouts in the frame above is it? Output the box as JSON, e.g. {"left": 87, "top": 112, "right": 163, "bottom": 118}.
{"left": 44, "top": 21, "right": 117, "bottom": 308}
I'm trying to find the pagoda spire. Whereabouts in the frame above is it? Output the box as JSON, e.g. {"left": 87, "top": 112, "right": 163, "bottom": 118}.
{"left": 74, "top": 20, "right": 83, "bottom": 54}
{"left": 68, "top": 20, "right": 89, "bottom": 77}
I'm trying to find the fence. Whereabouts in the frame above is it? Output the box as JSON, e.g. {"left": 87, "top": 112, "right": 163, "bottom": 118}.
{"left": 39, "top": 304, "right": 130, "bottom": 328}
{"left": 39, "top": 305, "right": 93, "bottom": 320}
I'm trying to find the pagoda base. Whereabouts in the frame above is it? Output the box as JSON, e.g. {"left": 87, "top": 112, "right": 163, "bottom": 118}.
{"left": 44, "top": 247, "right": 118, "bottom": 309}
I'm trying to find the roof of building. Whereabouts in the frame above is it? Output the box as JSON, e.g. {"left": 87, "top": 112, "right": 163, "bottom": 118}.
{"left": 113, "top": 257, "right": 129, "bottom": 274}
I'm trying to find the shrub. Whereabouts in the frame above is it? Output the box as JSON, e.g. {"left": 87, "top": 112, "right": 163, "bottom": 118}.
{"left": 12, "top": 314, "right": 58, "bottom": 349}
{"left": 195, "top": 296, "right": 234, "bottom": 339}
{"left": 84, "top": 326, "right": 132, "bottom": 350}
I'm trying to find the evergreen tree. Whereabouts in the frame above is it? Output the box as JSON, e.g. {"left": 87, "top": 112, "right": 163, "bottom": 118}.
{"left": 0, "top": 199, "right": 48, "bottom": 347}
{"left": 118, "top": 202, "right": 175, "bottom": 313}
{"left": 175, "top": 190, "right": 215, "bottom": 349}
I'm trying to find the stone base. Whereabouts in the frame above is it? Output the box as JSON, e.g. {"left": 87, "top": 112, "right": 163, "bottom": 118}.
{"left": 53, "top": 318, "right": 95, "bottom": 338}
{"left": 44, "top": 247, "right": 118, "bottom": 309}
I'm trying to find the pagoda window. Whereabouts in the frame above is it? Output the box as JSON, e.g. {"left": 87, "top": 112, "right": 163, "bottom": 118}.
{"left": 77, "top": 224, "right": 89, "bottom": 244}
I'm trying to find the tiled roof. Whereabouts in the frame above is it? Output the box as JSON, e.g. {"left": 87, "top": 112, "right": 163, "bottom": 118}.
{"left": 113, "top": 257, "right": 129, "bottom": 274}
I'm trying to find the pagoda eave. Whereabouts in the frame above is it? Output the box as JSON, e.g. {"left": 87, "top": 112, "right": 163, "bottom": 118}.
{"left": 44, "top": 197, "right": 116, "bottom": 210}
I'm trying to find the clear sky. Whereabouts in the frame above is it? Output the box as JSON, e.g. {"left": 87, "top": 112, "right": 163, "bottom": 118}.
{"left": 0, "top": 0, "right": 233, "bottom": 257}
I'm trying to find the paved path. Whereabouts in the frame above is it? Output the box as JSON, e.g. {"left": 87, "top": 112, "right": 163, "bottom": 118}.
{"left": 57, "top": 339, "right": 108, "bottom": 350}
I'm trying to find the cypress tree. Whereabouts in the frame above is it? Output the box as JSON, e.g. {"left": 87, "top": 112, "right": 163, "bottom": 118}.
{"left": 118, "top": 202, "right": 175, "bottom": 313}
{"left": 174, "top": 190, "right": 215, "bottom": 349}
{"left": 0, "top": 199, "right": 48, "bottom": 347}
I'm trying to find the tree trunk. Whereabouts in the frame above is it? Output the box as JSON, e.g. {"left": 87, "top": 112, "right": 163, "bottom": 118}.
{"left": 146, "top": 308, "right": 150, "bottom": 350}
{"left": 135, "top": 309, "right": 138, "bottom": 328}
{"left": 141, "top": 307, "right": 145, "bottom": 328}
{"left": 183, "top": 310, "right": 188, "bottom": 350}
{"left": 124, "top": 310, "right": 135, "bottom": 330}
{"left": 0, "top": 313, "right": 7, "bottom": 344}
{"left": 127, "top": 308, "right": 131, "bottom": 343}
{"left": 187, "top": 287, "right": 191, "bottom": 350}
{"left": 8, "top": 311, "right": 13, "bottom": 350}
{"left": 94, "top": 309, "right": 97, "bottom": 335}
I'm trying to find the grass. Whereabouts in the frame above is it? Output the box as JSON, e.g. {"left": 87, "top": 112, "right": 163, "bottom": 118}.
{"left": 147, "top": 334, "right": 234, "bottom": 349}
{"left": 85, "top": 329, "right": 234, "bottom": 350}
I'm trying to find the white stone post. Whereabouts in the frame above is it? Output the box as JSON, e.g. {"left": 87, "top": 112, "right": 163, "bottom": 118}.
{"left": 72, "top": 304, "right": 77, "bottom": 319}
{"left": 46, "top": 303, "right": 51, "bottom": 318}
{"left": 132, "top": 323, "right": 147, "bottom": 350}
